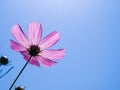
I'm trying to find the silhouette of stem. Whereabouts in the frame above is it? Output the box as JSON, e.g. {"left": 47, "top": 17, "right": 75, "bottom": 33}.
{"left": 9, "top": 56, "right": 32, "bottom": 90}
{"left": 0, "top": 66, "right": 14, "bottom": 78}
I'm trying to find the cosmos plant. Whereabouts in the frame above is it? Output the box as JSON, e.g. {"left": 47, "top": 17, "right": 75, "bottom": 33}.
{"left": 0, "top": 56, "right": 14, "bottom": 78}
{"left": 8, "top": 22, "right": 65, "bottom": 90}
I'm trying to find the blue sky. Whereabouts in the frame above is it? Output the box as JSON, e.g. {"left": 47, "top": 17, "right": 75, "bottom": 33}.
{"left": 0, "top": 0, "right": 120, "bottom": 90}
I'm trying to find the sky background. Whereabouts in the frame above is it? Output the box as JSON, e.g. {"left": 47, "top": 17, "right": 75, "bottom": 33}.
{"left": 0, "top": 0, "right": 120, "bottom": 90}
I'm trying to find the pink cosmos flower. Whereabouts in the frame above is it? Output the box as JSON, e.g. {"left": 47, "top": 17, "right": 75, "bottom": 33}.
{"left": 10, "top": 22, "right": 65, "bottom": 67}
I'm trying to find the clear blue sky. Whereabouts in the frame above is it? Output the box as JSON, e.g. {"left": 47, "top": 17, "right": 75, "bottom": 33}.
{"left": 0, "top": 0, "right": 120, "bottom": 90}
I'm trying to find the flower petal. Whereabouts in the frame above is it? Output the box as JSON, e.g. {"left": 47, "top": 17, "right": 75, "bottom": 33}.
{"left": 29, "top": 57, "right": 40, "bottom": 67}
{"left": 39, "top": 31, "right": 60, "bottom": 49}
{"left": 20, "top": 51, "right": 30, "bottom": 61}
{"left": 28, "top": 22, "right": 42, "bottom": 45}
{"left": 40, "top": 49, "right": 65, "bottom": 60}
{"left": 20, "top": 51, "right": 40, "bottom": 67}
{"left": 11, "top": 24, "right": 29, "bottom": 48}
{"left": 38, "top": 57, "right": 57, "bottom": 67}
{"left": 10, "top": 39, "right": 26, "bottom": 51}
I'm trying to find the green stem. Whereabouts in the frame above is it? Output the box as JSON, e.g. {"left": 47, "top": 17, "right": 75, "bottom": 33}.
{"left": 9, "top": 56, "right": 32, "bottom": 90}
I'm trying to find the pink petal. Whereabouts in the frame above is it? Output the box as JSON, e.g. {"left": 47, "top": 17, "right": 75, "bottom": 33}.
{"left": 40, "top": 49, "right": 65, "bottom": 60}
{"left": 29, "top": 57, "right": 40, "bottom": 67}
{"left": 11, "top": 24, "right": 30, "bottom": 48}
{"left": 28, "top": 22, "right": 42, "bottom": 45}
{"left": 38, "top": 57, "right": 57, "bottom": 67}
{"left": 10, "top": 39, "right": 26, "bottom": 51}
{"left": 20, "top": 51, "right": 40, "bottom": 67}
{"left": 39, "top": 31, "right": 60, "bottom": 49}
{"left": 20, "top": 51, "right": 30, "bottom": 61}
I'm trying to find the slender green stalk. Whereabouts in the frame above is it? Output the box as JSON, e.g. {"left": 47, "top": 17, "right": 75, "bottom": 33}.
{"left": 9, "top": 56, "right": 32, "bottom": 90}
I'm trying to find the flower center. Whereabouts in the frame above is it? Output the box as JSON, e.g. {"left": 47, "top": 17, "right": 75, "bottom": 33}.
{"left": 28, "top": 45, "right": 40, "bottom": 57}
{"left": 0, "top": 56, "right": 9, "bottom": 65}
{"left": 15, "top": 86, "right": 24, "bottom": 90}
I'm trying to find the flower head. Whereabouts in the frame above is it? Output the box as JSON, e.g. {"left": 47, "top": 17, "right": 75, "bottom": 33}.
{"left": 0, "top": 56, "right": 9, "bottom": 65}
{"left": 15, "top": 85, "right": 25, "bottom": 90}
{"left": 15, "top": 87, "right": 24, "bottom": 90}
{"left": 10, "top": 22, "right": 65, "bottom": 67}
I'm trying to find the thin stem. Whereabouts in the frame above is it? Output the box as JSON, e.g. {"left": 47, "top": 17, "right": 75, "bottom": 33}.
{"left": 0, "top": 66, "right": 14, "bottom": 78}
{"left": 9, "top": 56, "right": 32, "bottom": 90}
